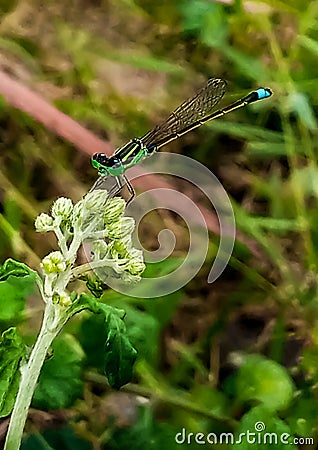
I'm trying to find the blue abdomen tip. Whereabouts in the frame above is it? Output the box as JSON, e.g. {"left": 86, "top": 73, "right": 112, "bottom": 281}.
{"left": 256, "top": 88, "right": 272, "bottom": 100}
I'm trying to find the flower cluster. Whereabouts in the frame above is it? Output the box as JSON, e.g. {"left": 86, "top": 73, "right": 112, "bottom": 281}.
{"left": 35, "top": 190, "right": 145, "bottom": 302}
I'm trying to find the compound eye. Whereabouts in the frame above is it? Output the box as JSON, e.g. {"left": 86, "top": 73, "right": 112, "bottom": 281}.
{"left": 92, "top": 153, "right": 108, "bottom": 164}
{"left": 109, "top": 156, "right": 121, "bottom": 168}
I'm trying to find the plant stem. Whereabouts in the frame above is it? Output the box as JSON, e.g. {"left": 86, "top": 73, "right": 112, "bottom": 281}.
{"left": 4, "top": 302, "right": 68, "bottom": 450}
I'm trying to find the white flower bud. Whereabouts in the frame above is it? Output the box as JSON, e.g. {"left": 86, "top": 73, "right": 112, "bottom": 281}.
{"left": 51, "top": 197, "right": 73, "bottom": 219}
{"left": 91, "top": 240, "right": 108, "bottom": 260}
{"left": 34, "top": 213, "right": 53, "bottom": 232}
{"left": 41, "top": 251, "right": 67, "bottom": 274}
{"left": 107, "top": 217, "right": 135, "bottom": 240}
{"left": 121, "top": 271, "right": 142, "bottom": 283}
{"left": 104, "top": 197, "right": 126, "bottom": 224}
{"left": 58, "top": 293, "right": 72, "bottom": 307}
{"left": 108, "top": 238, "right": 130, "bottom": 259}
{"left": 83, "top": 190, "right": 108, "bottom": 212}
{"left": 125, "top": 259, "right": 146, "bottom": 275}
{"left": 72, "top": 200, "right": 84, "bottom": 219}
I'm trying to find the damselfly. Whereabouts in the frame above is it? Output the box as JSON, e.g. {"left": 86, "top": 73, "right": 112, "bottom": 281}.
{"left": 91, "top": 78, "right": 272, "bottom": 200}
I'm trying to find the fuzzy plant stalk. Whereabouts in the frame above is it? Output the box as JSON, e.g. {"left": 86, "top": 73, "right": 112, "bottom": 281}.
{"left": 4, "top": 190, "right": 145, "bottom": 450}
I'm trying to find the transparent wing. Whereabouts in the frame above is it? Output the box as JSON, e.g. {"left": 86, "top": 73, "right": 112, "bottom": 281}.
{"left": 90, "top": 174, "right": 134, "bottom": 204}
{"left": 90, "top": 174, "right": 124, "bottom": 196}
{"left": 141, "top": 78, "right": 227, "bottom": 148}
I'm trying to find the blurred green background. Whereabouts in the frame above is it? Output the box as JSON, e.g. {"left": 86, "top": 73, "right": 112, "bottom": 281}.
{"left": 1, "top": 0, "right": 318, "bottom": 448}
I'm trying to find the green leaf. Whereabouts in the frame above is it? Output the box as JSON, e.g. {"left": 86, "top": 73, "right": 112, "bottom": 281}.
{"left": 110, "top": 406, "right": 200, "bottom": 450}
{"left": 80, "top": 314, "right": 106, "bottom": 372}
{"left": 4, "top": 198, "right": 21, "bottom": 230}
{"left": 0, "top": 0, "right": 18, "bottom": 14}
{"left": 286, "top": 391, "right": 317, "bottom": 437}
{"left": 0, "top": 36, "right": 39, "bottom": 71}
{"left": 32, "top": 334, "right": 84, "bottom": 410}
{"left": 287, "top": 91, "right": 317, "bottom": 130}
{"left": 222, "top": 45, "right": 268, "bottom": 81}
{"left": 104, "top": 311, "right": 138, "bottom": 389}
{"left": 181, "top": 1, "right": 228, "bottom": 48}
{"left": 0, "top": 259, "right": 37, "bottom": 321}
{"left": 21, "top": 426, "right": 94, "bottom": 450}
{"left": 233, "top": 405, "right": 297, "bottom": 450}
{"left": 301, "top": 346, "right": 318, "bottom": 381}
{"left": 189, "top": 385, "right": 229, "bottom": 419}
{"left": 299, "top": 35, "right": 318, "bottom": 57}
{"left": 235, "top": 355, "right": 295, "bottom": 411}
{"left": 76, "top": 294, "right": 137, "bottom": 388}
{"left": 0, "top": 327, "right": 26, "bottom": 417}
{"left": 81, "top": 304, "right": 160, "bottom": 370}
{"left": 119, "top": 305, "right": 160, "bottom": 367}
{"left": 21, "top": 435, "right": 54, "bottom": 450}
{"left": 208, "top": 121, "right": 283, "bottom": 144}
{"left": 0, "top": 258, "right": 37, "bottom": 281}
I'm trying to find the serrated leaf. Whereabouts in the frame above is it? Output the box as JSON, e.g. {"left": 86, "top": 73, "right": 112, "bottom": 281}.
{"left": 104, "top": 313, "right": 137, "bottom": 389}
{"left": 76, "top": 294, "right": 137, "bottom": 388}
{"left": 0, "top": 327, "right": 26, "bottom": 417}
{"left": 32, "top": 334, "right": 84, "bottom": 410}
{"left": 235, "top": 355, "right": 295, "bottom": 411}
{"left": 81, "top": 304, "right": 159, "bottom": 371}
{"left": 0, "top": 259, "right": 37, "bottom": 321}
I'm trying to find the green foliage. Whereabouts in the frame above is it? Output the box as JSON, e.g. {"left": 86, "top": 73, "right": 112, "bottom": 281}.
{"left": 286, "top": 391, "right": 318, "bottom": 438}
{"left": 0, "top": 259, "right": 36, "bottom": 321}
{"left": 32, "top": 334, "right": 84, "bottom": 410}
{"left": 109, "top": 407, "right": 203, "bottom": 450}
{"left": 21, "top": 426, "right": 94, "bottom": 450}
{"left": 0, "top": 327, "right": 26, "bottom": 417}
{"left": 77, "top": 294, "right": 137, "bottom": 388}
{"left": 103, "top": 318, "right": 137, "bottom": 389}
{"left": 233, "top": 405, "right": 297, "bottom": 450}
{"left": 1, "top": 0, "right": 318, "bottom": 446}
{"left": 180, "top": 0, "right": 228, "bottom": 48}
{"left": 0, "top": 0, "right": 17, "bottom": 14}
{"left": 80, "top": 303, "right": 160, "bottom": 370}
{"left": 235, "top": 355, "right": 295, "bottom": 411}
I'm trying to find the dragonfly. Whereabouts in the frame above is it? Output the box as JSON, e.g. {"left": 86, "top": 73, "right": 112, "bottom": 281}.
{"left": 90, "top": 78, "right": 272, "bottom": 201}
